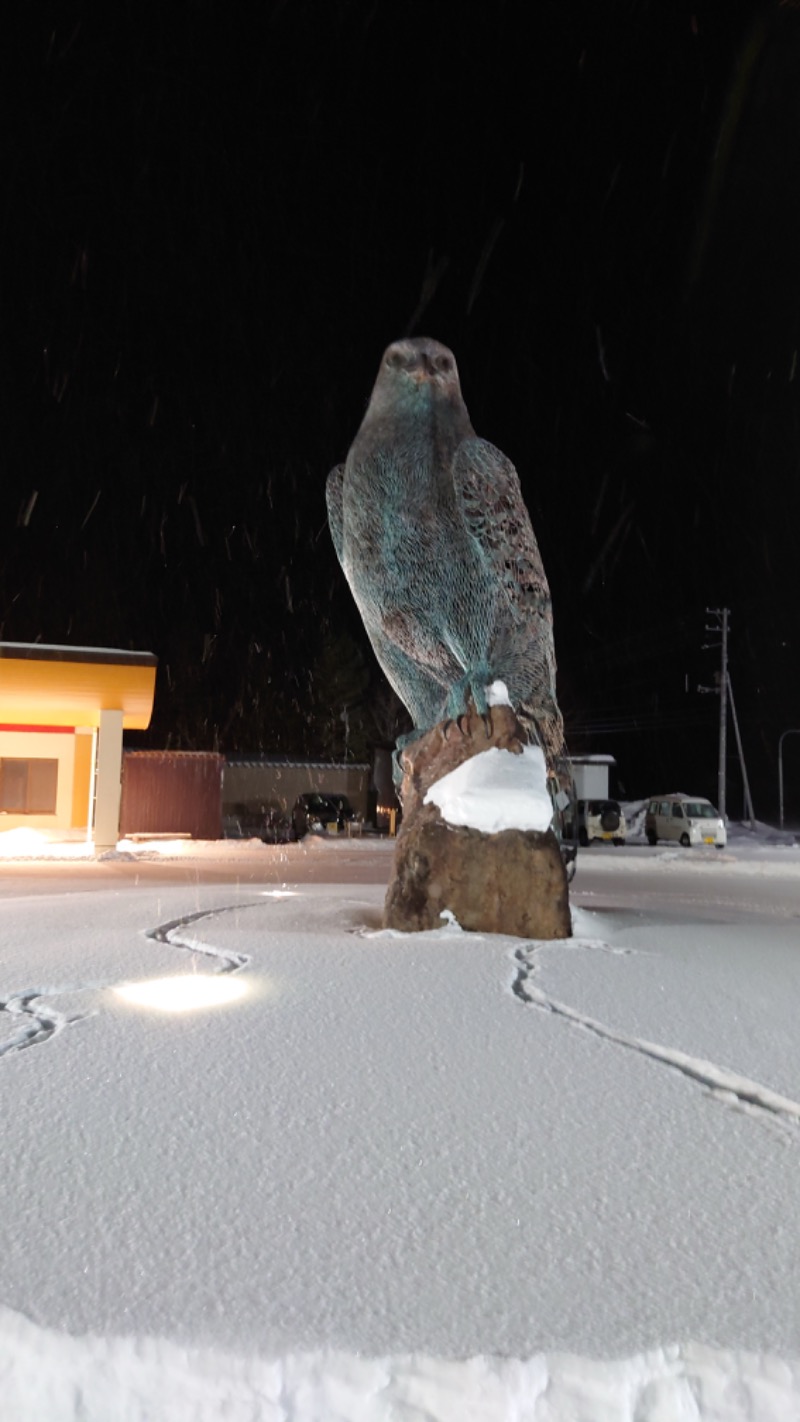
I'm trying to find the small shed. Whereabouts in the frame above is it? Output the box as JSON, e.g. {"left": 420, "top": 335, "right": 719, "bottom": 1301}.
{"left": 569, "top": 754, "right": 617, "bottom": 801}
{"left": 0, "top": 642, "right": 157, "bottom": 848}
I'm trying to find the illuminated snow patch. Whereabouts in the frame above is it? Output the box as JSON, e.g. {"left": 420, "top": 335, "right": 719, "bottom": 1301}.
{"left": 0, "top": 829, "right": 93, "bottom": 860}
{"left": 261, "top": 889, "right": 298, "bottom": 897}
{"left": 115, "top": 975, "right": 248, "bottom": 1013}
{"left": 116, "top": 837, "right": 193, "bottom": 857}
{"left": 0, "top": 828, "right": 48, "bottom": 856}
{"left": 425, "top": 743, "right": 553, "bottom": 834}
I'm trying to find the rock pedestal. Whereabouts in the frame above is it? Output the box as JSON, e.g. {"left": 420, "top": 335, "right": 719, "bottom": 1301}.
{"left": 383, "top": 704, "right": 571, "bottom": 939}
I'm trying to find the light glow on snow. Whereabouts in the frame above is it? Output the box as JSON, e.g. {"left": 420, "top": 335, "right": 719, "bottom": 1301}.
{"left": 0, "top": 828, "right": 94, "bottom": 859}
{"left": 116, "top": 836, "right": 195, "bottom": 857}
{"left": 114, "top": 975, "right": 248, "bottom": 1013}
{"left": 424, "top": 742, "right": 553, "bottom": 833}
{"left": 0, "top": 827, "right": 48, "bottom": 856}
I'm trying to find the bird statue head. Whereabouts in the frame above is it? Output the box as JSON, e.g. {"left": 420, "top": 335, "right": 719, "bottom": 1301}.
{"left": 365, "top": 337, "right": 466, "bottom": 421}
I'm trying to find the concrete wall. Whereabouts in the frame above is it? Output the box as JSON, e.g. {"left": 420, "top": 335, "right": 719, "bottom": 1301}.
{"left": 222, "top": 761, "right": 371, "bottom": 820}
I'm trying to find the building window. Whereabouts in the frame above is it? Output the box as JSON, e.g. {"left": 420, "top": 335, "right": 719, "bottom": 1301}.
{"left": 0, "top": 758, "right": 59, "bottom": 813}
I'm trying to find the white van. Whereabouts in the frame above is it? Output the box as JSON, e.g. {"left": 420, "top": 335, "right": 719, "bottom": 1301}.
{"left": 644, "top": 795, "right": 726, "bottom": 849}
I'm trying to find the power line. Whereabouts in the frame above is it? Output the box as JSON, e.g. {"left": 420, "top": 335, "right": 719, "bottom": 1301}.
{"left": 567, "top": 709, "right": 715, "bottom": 737}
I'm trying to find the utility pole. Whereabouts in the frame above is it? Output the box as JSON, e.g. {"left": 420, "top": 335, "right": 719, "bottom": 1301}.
{"left": 726, "top": 672, "right": 755, "bottom": 829}
{"left": 704, "top": 608, "right": 729, "bottom": 822}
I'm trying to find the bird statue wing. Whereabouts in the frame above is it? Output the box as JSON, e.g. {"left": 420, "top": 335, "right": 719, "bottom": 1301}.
{"left": 451, "top": 437, "right": 552, "bottom": 622}
{"left": 326, "top": 463, "right": 346, "bottom": 564}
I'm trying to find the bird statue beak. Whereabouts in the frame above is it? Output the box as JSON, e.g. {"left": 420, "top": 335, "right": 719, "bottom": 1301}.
{"left": 412, "top": 357, "right": 439, "bottom": 383}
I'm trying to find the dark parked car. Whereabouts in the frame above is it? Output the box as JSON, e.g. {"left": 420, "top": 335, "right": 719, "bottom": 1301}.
{"left": 292, "top": 793, "right": 358, "bottom": 839}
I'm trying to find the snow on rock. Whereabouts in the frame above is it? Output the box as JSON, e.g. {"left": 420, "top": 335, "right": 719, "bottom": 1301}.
{"left": 424, "top": 744, "right": 552, "bottom": 834}
{"left": 485, "top": 679, "right": 511, "bottom": 707}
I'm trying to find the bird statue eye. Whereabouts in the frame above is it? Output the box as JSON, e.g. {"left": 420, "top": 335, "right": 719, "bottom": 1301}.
{"left": 386, "top": 348, "right": 410, "bottom": 370}
{"left": 434, "top": 354, "right": 452, "bottom": 374}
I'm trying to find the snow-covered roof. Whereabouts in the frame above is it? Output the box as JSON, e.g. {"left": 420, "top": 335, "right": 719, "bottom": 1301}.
{"left": 0, "top": 642, "right": 157, "bottom": 666}
{"left": 223, "top": 756, "right": 370, "bottom": 769}
{"left": 568, "top": 753, "right": 617, "bottom": 765}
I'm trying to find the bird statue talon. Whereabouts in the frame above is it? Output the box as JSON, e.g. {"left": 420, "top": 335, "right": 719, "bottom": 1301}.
{"left": 442, "top": 716, "right": 468, "bottom": 740}
{"left": 444, "top": 710, "right": 490, "bottom": 739}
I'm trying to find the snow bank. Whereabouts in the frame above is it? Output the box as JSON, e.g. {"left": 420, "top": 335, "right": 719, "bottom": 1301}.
{"left": 2, "top": 1307, "right": 797, "bottom": 1421}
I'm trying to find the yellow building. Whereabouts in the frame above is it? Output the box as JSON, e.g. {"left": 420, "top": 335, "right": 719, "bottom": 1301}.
{"left": 0, "top": 643, "right": 157, "bottom": 848}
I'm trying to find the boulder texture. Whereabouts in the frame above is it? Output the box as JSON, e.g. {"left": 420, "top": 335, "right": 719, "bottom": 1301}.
{"left": 384, "top": 704, "right": 571, "bottom": 939}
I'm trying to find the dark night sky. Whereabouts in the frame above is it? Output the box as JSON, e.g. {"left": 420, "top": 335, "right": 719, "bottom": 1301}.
{"left": 2, "top": 1, "right": 800, "bottom": 818}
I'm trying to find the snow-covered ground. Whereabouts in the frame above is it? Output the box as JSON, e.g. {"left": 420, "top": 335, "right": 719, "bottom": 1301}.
{"left": 1, "top": 814, "right": 799, "bottom": 1420}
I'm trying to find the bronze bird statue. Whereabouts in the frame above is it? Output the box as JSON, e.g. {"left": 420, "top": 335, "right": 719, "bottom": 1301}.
{"left": 326, "top": 336, "right": 565, "bottom": 765}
